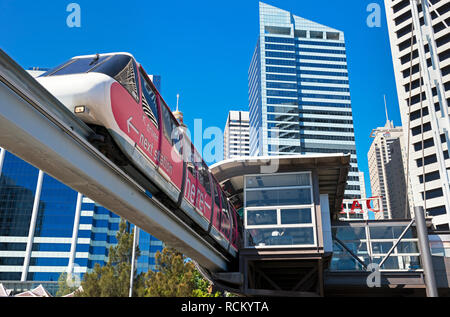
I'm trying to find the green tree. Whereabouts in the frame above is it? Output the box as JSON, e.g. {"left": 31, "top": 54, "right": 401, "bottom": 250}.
{"left": 76, "top": 220, "right": 142, "bottom": 297}
{"left": 141, "top": 247, "right": 219, "bottom": 297}
{"left": 55, "top": 272, "right": 79, "bottom": 297}
{"left": 192, "top": 270, "right": 220, "bottom": 297}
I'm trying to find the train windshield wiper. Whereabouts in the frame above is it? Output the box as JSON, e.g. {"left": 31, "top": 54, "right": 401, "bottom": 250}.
{"left": 89, "top": 54, "right": 100, "bottom": 66}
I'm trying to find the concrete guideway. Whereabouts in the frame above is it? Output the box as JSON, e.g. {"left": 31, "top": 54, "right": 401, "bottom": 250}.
{"left": 0, "top": 49, "right": 228, "bottom": 272}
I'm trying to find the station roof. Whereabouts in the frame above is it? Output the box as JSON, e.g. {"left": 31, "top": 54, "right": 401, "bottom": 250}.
{"left": 210, "top": 154, "right": 350, "bottom": 216}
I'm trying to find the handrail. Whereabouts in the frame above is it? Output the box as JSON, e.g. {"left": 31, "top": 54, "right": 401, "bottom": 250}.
{"left": 332, "top": 235, "right": 367, "bottom": 270}
{"left": 378, "top": 219, "right": 415, "bottom": 268}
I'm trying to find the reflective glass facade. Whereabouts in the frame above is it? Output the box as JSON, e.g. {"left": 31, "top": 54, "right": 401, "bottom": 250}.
{"left": 0, "top": 149, "right": 162, "bottom": 287}
{"left": 135, "top": 230, "right": 164, "bottom": 273}
{"left": 249, "top": 3, "right": 361, "bottom": 199}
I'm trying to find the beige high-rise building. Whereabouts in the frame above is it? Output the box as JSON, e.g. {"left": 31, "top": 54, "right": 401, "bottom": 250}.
{"left": 359, "top": 171, "right": 367, "bottom": 199}
{"left": 224, "top": 111, "right": 250, "bottom": 159}
{"left": 368, "top": 120, "right": 413, "bottom": 219}
{"left": 384, "top": 0, "right": 450, "bottom": 229}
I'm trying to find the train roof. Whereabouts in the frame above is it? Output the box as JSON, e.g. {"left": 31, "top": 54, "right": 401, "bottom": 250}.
{"left": 210, "top": 153, "right": 351, "bottom": 215}
{"left": 71, "top": 52, "right": 134, "bottom": 59}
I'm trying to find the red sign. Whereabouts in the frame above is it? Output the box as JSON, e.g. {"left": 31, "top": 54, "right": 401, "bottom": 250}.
{"left": 340, "top": 197, "right": 383, "bottom": 215}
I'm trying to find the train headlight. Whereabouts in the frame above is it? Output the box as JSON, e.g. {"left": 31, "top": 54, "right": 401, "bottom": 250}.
{"left": 74, "top": 106, "right": 88, "bottom": 114}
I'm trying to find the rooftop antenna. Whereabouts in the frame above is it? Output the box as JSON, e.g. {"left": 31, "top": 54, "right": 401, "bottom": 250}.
{"left": 173, "top": 93, "right": 185, "bottom": 127}
{"left": 384, "top": 94, "right": 390, "bottom": 123}
{"left": 383, "top": 94, "right": 393, "bottom": 129}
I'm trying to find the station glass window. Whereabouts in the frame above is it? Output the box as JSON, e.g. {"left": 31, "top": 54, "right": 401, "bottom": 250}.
{"left": 330, "top": 224, "right": 421, "bottom": 271}
{"left": 244, "top": 172, "right": 316, "bottom": 248}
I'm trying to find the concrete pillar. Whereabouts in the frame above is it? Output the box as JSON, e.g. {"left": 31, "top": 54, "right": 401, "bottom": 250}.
{"left": 68, "top": 192, "right": 83, "bottom": 277}
{"left": 129, "top": 225, "right": 139, "bottom": 297}
{"left": 0, "top": 147, "right": 6, "bottom": 176}
{"left": 21, "top": 170, "right": 44, "bottom": 281}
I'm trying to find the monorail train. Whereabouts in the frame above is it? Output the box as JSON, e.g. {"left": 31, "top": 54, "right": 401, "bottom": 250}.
{"left": 36, "top": 52, "right": 241, "bottom": 259}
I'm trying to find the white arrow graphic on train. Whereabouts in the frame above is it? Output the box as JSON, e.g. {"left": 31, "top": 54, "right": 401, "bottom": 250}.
{"left": 127, "top": 117, "right": 140, "bottom": 135}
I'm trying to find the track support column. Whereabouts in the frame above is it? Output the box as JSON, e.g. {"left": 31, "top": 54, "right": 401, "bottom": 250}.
{"left": 415, "top": 206, "right": 438, "bottom": 297}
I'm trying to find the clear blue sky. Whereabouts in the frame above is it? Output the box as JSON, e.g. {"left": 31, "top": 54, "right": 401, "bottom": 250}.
{"left": 0, "top": 0, "right": 401, "bottom": 196}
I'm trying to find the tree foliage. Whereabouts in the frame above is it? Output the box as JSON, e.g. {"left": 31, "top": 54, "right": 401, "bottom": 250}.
{"left": 55, "top": 272, "right": 79, "bottom": 297}
{"left": 140, "top": 248, "right": 219, "bottom": 297}
{"left": 66, "top": 219, "right": 217, "bottom": 297}
{"left": 76, "top": 220, "right": 142, "bottom": 297}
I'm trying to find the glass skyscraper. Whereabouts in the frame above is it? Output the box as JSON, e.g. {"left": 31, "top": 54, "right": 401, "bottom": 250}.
{"left": 0, "top": 150, "right": 115, "bottom": 283}
{"left": 0, "top": 71, "right": 164, "bottom": 294}
{"left": 249, "top": 2, "right": 361, "bottom": 199}
{"left": 0, "top": 148, "right": 163, "bottom": 294}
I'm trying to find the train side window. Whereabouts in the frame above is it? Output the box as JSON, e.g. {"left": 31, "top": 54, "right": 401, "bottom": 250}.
{"left": 197, "top": 161, "right": 212, "bottom": 197}
{"left": 214, "top": 182, "right": 221, "bottom": 209}
{"left": 139, "top": 72, "right": 159, "bottom": 128}
{"left": 221, "top": 191, "right": 230, "bottom": 232}
{"left": 187, "top": 145, "right": 196, "bottom": 177}
{"left": 160, "top": 100, "right": 182, "bottom": 153}
{"left": 229, "top": 202, "right": 236, "bottom": 243}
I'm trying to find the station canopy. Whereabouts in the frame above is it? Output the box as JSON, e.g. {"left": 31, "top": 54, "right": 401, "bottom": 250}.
{"left": 210, "top": 154, "right": 350, "bottom": 216}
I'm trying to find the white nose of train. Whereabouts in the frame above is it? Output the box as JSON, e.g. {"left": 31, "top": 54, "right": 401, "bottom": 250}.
{"left": 36, "top": 72, "right": 113, "bottom": 125}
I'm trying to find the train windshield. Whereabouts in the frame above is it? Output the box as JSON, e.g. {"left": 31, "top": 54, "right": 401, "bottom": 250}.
{"left": 42, "top": 54, "right": 140, "bottom": 102}
{"left": 43, "top": 54, "right": 130, "bottom": 76}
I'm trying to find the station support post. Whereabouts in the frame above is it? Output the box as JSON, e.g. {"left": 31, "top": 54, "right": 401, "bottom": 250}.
{"left": 414, "top": 206, "right": 438, "bottom": 297}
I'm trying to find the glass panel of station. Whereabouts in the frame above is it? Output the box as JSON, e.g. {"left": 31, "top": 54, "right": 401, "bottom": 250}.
{"left": 329, "top": 223, "right": 422, "bottom": 272}
{"left": 429, "top": 234, "right": 450, "bottom": 258}
{"left": 244, "top": 172, "right": 316, "bottom": 248}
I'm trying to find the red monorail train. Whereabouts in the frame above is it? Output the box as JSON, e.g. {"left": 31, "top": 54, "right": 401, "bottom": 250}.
{"left": 36, "top": 52, "right": 241, "bottom": 258}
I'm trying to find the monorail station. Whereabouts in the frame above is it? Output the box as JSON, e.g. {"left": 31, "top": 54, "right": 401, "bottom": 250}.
{"left": 1, "top": 49, "right": 450, "bottom": 297}
{"left": 209, "top": 154, "right": 450, "bottom": 297}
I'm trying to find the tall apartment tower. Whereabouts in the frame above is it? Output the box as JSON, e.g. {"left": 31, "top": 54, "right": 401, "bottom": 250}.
{"left": 368, "top": 120, "right": 413, "bottom": 219}
{"left": 224, "top": 110, "right": 250, "bottom": 159}
{"left": 384, "top": 0, "right": 450, "bottom": 229}
{"left": 248, "top": 2, "right": 361, "bottom": 199}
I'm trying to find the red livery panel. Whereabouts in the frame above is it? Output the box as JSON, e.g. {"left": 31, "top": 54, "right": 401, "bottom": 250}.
{"left": 42, "top": 53, "right": 241, "bottom": 256}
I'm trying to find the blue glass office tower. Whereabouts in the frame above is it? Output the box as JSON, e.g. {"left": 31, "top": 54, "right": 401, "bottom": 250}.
{"left": 135, "top": 230, "right": 163, "bottom": 273}
{"left": 0, "top": 149, "right": 119, "bottom": 283}
{"left": 249, "top": 2, "right": 361, "bottom": 199}
{"left": 0, "top": 148, "right": 163, "bottom": 292}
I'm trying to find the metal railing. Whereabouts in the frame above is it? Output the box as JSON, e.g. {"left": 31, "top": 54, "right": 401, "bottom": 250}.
{"left": 329, "top": 221, "right": 422, "bottom": 272}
